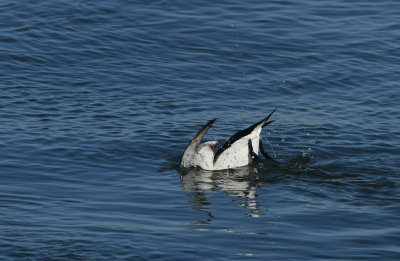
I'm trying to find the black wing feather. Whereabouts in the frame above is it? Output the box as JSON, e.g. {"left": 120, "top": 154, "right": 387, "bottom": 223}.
{"left": 213, "top": 108, "right": 276, "bottom": 163}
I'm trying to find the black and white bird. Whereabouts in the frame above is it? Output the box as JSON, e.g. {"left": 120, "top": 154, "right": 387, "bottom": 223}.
{"left": 181, "top": 108, "right": 276, "bottom": 170}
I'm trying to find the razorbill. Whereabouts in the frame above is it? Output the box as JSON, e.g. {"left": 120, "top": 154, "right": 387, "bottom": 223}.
{"left": 181, "top": 108, "right": 276, "bottom": 170}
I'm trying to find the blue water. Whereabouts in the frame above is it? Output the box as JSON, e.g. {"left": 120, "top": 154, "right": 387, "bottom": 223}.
{"left": 1, "top": 0, "right": 399, "bottom": 260}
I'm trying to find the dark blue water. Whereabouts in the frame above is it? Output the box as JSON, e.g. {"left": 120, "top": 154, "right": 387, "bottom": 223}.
{"left": 1, "top": 0, "right": 399, "bottom": 260}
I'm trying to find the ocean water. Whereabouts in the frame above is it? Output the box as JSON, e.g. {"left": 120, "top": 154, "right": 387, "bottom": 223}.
{"left": 1, "top": 0, "right": 399, "bottom": 260}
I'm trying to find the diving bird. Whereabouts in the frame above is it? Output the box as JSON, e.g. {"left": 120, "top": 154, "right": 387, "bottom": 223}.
{"left": 181, "top": 108, "right": 276, "bottom": 170}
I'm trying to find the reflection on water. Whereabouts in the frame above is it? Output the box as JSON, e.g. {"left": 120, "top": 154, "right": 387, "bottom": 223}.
{"left": 180, "top": 165, "right": 267, "bottom": 218}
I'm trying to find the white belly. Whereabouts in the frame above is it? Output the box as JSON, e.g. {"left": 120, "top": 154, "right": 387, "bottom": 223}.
{"left": 213, "top": 132, "right": 260, "bottom": 170}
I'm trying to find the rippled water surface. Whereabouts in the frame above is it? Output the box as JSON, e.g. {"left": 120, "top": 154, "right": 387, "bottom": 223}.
{"left": 1, "top": 0, "right": 400, "bottom": 260}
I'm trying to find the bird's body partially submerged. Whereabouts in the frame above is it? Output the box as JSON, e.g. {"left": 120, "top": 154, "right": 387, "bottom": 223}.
{"left": 181, "top": 108, "right": 276, "bottom": 170}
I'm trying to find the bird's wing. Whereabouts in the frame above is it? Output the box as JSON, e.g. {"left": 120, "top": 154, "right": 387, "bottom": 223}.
{"left": 214, "top": 107, "right": 276, "bottom": 163}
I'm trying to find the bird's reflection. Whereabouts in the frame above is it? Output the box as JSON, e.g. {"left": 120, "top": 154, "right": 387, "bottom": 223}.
{"left": 180, "top": 165, "right": 266, "bottom": 218}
